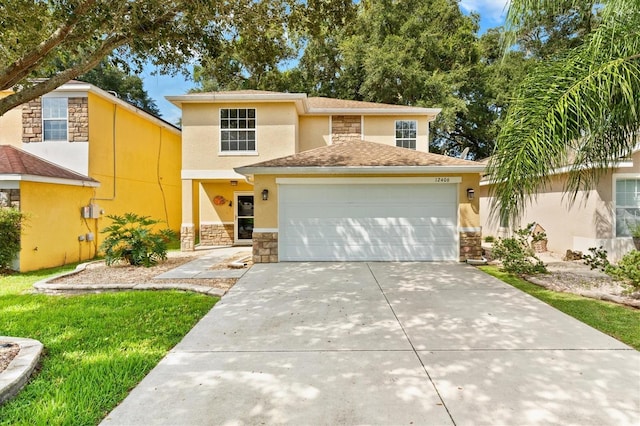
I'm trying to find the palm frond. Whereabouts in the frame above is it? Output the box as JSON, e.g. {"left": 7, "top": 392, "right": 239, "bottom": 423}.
{"left": 489, "top": 4, "right": 640, "bottom": 224}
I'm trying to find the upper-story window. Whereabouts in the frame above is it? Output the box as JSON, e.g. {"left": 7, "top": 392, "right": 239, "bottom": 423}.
{"left": 220, "top": 108, "right": 256, "bottom": 152}
{"left": 395, "top": 120, "right": 416, "bottom": 149}
{"left": 43, "top": 97, "right": 68, "bottom": 141}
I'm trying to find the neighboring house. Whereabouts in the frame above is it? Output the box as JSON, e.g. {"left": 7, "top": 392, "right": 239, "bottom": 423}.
{"left": 0, "top": 146, "right": 98, "bottom": 271}
{"left": 480, "top": 152, "right": 640, "bottom": 261}
{"left": 167, "top": 90, "right": 486, "bottom": 262}
{"left": 0, "top": 82, "right": 182, "bottom": 271}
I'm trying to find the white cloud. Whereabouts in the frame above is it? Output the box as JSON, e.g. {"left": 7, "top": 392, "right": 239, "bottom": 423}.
{"left": 459, "top": 0, "right": 510, "bottom": 25}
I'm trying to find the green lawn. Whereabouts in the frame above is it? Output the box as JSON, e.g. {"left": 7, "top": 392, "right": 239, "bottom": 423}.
{"left": 480, "top": 265, "right": 640, "bottom": 351}
{"left": 0, "top": 266, "right": 217, "bottom": 425}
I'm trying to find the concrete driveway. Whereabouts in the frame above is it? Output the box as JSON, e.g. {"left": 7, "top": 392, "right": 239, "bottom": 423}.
{"left": 102, "top": 263, "right": 640, "bottom": 425}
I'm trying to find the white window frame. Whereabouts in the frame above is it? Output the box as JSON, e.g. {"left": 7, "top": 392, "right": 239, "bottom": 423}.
{"left": 219, "top": 108, "right": 257, "bottom": 155}
{"left": 395, "top": 120, "right": 417, "bottom": 150}
{"left": 42, "top": 97, "right": 68, "bottom": 142}
{"left": 613, "top": 173, "right": 640, "bottom": 237}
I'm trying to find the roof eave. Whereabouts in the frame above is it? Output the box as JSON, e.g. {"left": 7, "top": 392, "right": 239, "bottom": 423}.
{"left": 0, "top": 174, "right": 100, "bottom": 187}
{"left": 235, "top": 165, "right": 486, "bottom": 176}
{"left": 303, "top": 107, "right": 442, "bottom": 116}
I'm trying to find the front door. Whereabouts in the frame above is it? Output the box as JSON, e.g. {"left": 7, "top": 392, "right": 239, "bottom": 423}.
{"left": 235, "top": 192, "right": 254, "bottom": 244}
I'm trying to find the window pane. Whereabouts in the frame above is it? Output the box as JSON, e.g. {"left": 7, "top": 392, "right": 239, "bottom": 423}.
{"left": 248, "top": 109, "right": 255, "bottom": 118}
{"left": 221, "top": 109, "right": 229, "bottom": 118}
{"left": 239, "top": 109, "right": 246, "bottom": 118}
{"left": 43, "top": 98, "right": 67, "bottom": 119}
{"left": 248, "top": 119, "right": 255, "bottom": 128}
{"left": 230, "top": 109, "right": 237, "bottom": 118}
{"left": 248, "top": 140, "right": 256, "bottom": 150}
{"left": 44, "top": 120, "right": 67, "bottom": 141}
{"left": 221, "top": 141, "right": 230, "bottom": 151}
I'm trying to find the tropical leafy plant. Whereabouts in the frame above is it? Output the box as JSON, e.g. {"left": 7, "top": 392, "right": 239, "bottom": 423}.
{"left": 491, "top": 225, "right": 547, "bottom": 275}
{"left": 605, "top": 250, "right": 640, "bottom": 292}
{"left": 100, "top": 213, "right": 176, "bottom": 267}
{"left": 582, "top": 246, "right": 610, "bottom": 271}
{"left": 0, "top": 208, "right": 24, "bottom": 272}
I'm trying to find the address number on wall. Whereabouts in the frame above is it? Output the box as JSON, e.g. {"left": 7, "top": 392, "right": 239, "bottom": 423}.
{"left": 428, "top": 177, "right": 461, "bottom": 184}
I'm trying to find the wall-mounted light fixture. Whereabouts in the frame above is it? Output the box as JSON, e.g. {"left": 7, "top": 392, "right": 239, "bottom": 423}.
{"left": 466, "top": 188, "right": 475, "bottom": 200}
{"left": 230, "top": 180, "right": 238, "bottom": 186}
{"left": 262, "top": 189, "right": 269, "bottom": 201}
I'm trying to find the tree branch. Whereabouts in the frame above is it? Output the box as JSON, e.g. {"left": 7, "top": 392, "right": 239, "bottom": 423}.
{"left": 0, "top": 0, "right": 98, "bottom": 91}
{"left": 0, "top": 34, "right": 129, "bottom": 116}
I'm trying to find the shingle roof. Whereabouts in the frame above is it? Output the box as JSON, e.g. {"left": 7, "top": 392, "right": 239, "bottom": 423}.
{"left": 306, "top": 97, "right": 412, "bottom": 110}
{"left": 0, "top": 145, "right": 98, "bottom": 183}
{"left": 239, "top": 140, "right": 483, "bottom": 168}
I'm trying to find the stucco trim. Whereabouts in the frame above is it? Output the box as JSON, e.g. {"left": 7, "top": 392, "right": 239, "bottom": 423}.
{"left": 0, "top": 174, "right": 100, "bottom": 187}
{"left": 239, "top": 166, "right": 485, "bottom": 175}
{"left": 182, "top": 170, "right": 248, "bottom": 180}
{"left": 254, "top": 228, "right": 279, "bottom": 233}
{"left": 54, "top": 83, "right": 181, "bottom": 134}
{"left": 276, "top": 177, "right": 463, "bottom": 185}
{"left": 459, "top": 227, "right": 482, "bottom": 232}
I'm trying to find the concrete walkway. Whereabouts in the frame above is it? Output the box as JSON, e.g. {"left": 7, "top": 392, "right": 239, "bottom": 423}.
{"left": 102, "top": 262, "right": 640, "bottom": 425}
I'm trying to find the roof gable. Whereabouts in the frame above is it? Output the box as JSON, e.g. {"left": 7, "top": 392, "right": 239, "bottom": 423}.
{"left": 0, "top": 145, "right": 98, "bottom": 184}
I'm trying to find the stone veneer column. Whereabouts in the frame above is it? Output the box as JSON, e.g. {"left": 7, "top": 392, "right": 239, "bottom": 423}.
{"left": 459, "top": 230, "right": 483, "bottom": 261}
{"left": 181, "top": 224, "right": 195, "bottom": 251}
{"left": 252, "top": 231, "right": 278, "bottom": 263}
{"left": 331, "top": 115, "right": 361, "bottom": 143}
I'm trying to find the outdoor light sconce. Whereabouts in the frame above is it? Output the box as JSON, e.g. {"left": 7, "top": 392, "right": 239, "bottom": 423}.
{"left": 262, "top": 189, "right": 269, "bottom": 201}
{"left": 467, "top": 188, "right": 475, "bottom": 200}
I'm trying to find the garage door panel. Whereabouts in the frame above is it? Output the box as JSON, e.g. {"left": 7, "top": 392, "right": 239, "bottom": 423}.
{"left": 279, "top": 183, "right": 458, "bottom": 261}
{"left": 281, "top": 222, "right": 457, "bottom": 240}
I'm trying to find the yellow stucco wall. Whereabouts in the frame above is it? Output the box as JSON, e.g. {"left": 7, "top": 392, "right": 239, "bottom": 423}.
{"left": 0, "top": 90, "right": 22, "bottom": 146}
{"left": 199, "top": 180, "right": 254, "bottom": 223}
{"left": 19, "top": 181, "right": 96, "bottom": 272}
{"left": 298, "top": 116, "right": 330, "bottom": 151}
{"left": 181, "top": 102, "right": 298, "bottom": 172}
{"left": 363, "top": 116, "right": 431, "bottom": 151}
{"left": 87, "top": 93, "right": 182, "bottom": 243}
{"left": 252, "top": 173, "right": 481, "bottom": 230}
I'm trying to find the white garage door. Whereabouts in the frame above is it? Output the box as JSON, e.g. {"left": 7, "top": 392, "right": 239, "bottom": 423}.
{"left": 279, "top": 182, "right": 458, "bottom": 261}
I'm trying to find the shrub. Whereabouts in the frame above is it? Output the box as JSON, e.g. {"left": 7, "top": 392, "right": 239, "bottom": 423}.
{"left": 491, "top": 226, "right": 547, "bottom": 275}
{"left": 484, "top": 235, "right": 495, "bottom": 243}
{"left": 605, "top": 250, "right": 640, "bottom": 292}
{"left": 0, "top": 208, "right": 24, "bottom": 272}
{"left": 582, "top": 246, "right": 610, "bottom": 272}
{"left": 100, "top": 213, "right": 176, "bottom": 267}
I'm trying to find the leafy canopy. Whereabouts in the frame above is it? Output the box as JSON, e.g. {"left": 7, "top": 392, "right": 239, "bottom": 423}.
{"left": 0, "top": 0, "right": 331, "bottom": 117}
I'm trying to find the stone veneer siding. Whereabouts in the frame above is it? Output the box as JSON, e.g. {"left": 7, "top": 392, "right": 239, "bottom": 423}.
{"left": 180, "top": 224, "right": 195, "bottom": 251}
{"left": 459, "top": 231, "right": 483, "bottom": 261}
{"left": 331, "top": 115, "right": 361, "bottom": 143}
{"left": 68, "top": 97, "right": 89, "bottom": 141}
{"left": 253, "top": 232, "right": 278, "bottom": 263}
{"left": 22, "top": 96, "right": 88, "bottom": 142}
{"left": 22, "top": 99, "right": 42, "bottom": 142}
{"left": 200, "top": 223, "right": 234, "bottom": 246}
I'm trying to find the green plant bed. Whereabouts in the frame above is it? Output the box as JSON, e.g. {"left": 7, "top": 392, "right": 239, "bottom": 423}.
{"left": 479, "top": 266, "right": 640, "bottom": 350}
{"left": 0, "top": 290, "right": 216, "bottom": 425}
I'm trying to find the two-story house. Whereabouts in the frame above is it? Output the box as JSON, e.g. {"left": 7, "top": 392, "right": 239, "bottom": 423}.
{"left": 168, "top": 90, "right": 485, "bottom": 263}
{"left": 0, "top": 81, "right": 181, "bottom": 271}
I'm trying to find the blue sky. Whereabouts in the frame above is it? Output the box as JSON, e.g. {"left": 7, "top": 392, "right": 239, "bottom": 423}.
{"left": 143, "top": 0, "right": 510, "bottom": 125}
